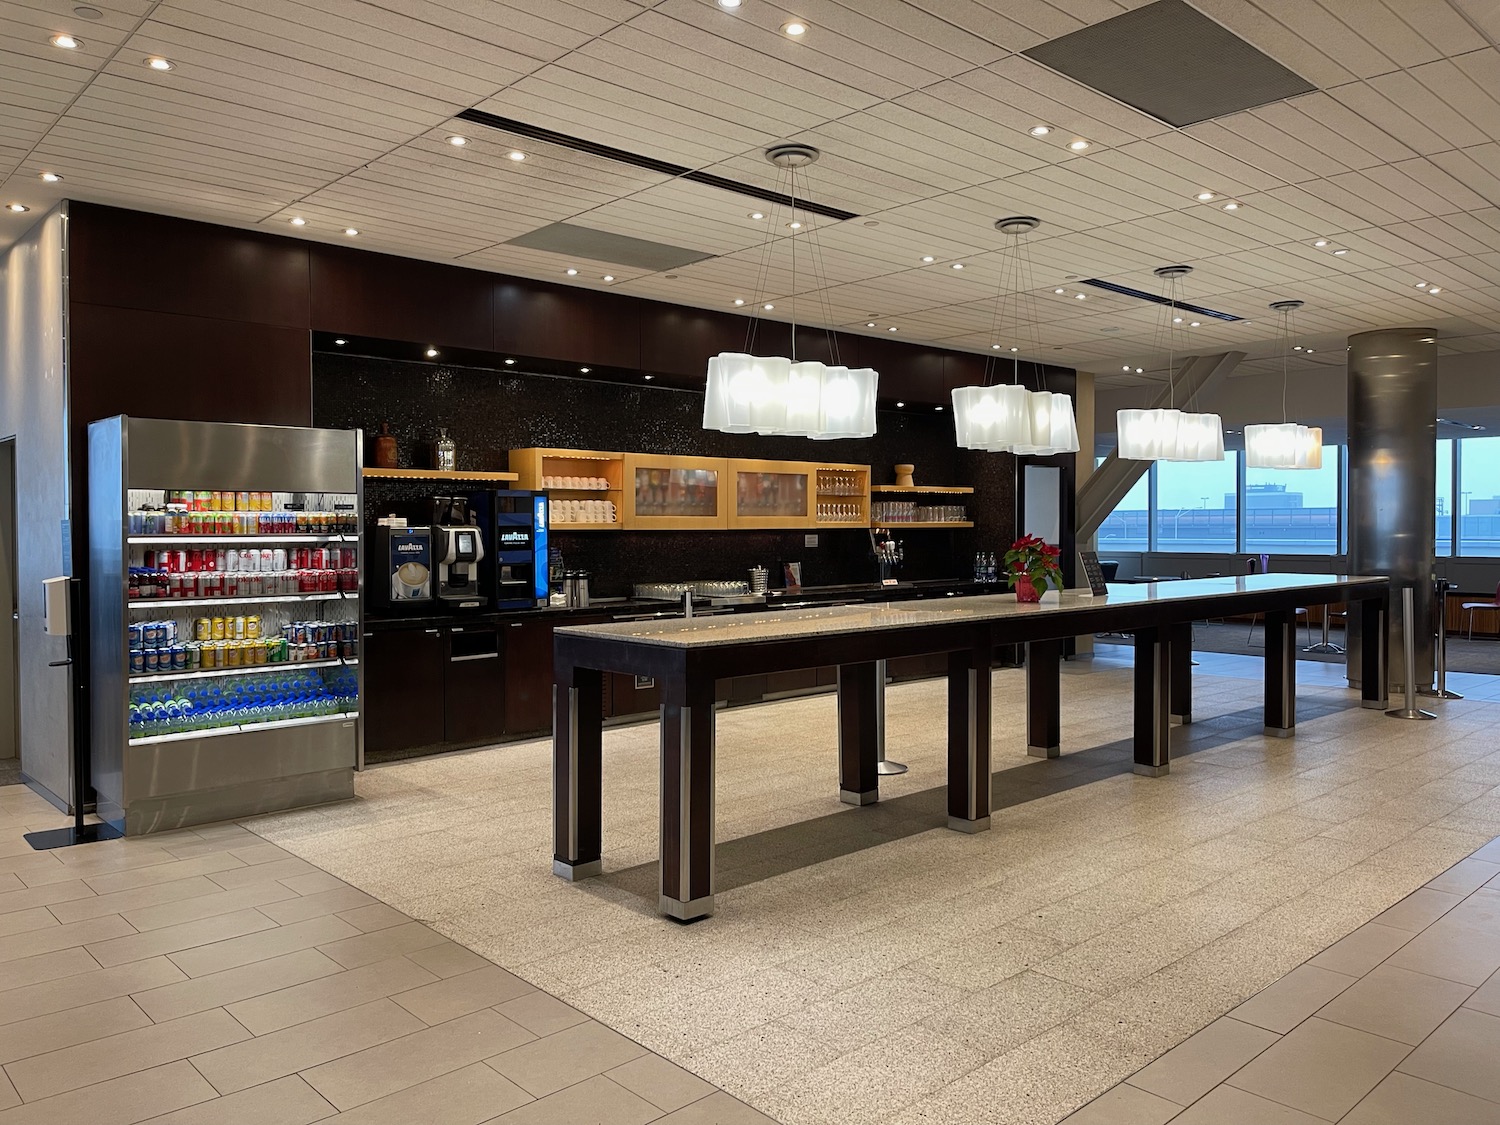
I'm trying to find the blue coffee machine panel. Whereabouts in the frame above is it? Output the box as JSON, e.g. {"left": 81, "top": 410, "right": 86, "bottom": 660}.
{"left": 478, "top": 490, "right": 549, "bottom": 609}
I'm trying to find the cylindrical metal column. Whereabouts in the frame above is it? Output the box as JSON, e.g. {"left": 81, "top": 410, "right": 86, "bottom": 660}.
{"left": 1346, "top": 328, "right": 1437, "bottom": 693}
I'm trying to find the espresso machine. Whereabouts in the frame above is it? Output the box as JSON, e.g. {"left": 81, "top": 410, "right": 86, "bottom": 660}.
{"left": 430, "top": 496, "right": 486, "bottom": 608}
{"left": 370, "top": 523, "right": 434, "bottom": 612}
{"left": 468, "top": 490, "right": 549, "bottom": 609}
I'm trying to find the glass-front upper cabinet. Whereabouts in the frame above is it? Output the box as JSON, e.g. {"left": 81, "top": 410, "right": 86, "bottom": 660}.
{"left": 622, "top": 454, "right": 728, "bottom": 529}
{"left": 728, "top": 460, "right": 811, "bottom": 529}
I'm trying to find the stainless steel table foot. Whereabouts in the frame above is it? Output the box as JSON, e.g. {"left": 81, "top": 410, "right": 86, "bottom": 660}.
{"left": 1133, "top": 763, "right": 1169, "bottom": 777}
{"left": 840, "top": 788, "right": 878, "bottom": 806}
{"left": 660, "top": 894, "right": 715, "bottom": 922}
{"left": 1361, "top": 699, "right": 1389, "bottom": 709}
{"left": 877, "top": 759, "right": 909, "bottom": 776}
{"left": 553, "top": 858, "right": 602, "bottom": 881}
{"left": 1263, "top": 725, "right": 1294, "bottom": 739}
{"left": 1170, "top": 711, "right": 1192, "bottom": 726}
{"left": 1026, "top": 744, "right": 1060, "bottom": 759}
{"left": 947, "top": 815, "right": 991, "bottom": 834}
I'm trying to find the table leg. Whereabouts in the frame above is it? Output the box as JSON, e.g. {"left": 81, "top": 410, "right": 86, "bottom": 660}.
{"left": 1026, "top": 639, "right": 1061, "bottom": 758}
{"left": 659, "top": 675, "right": 716, "bottom": 922}
{"left": 552, "top": 665, "right": 603, "bottom": 882}
{"left": 1264, "top": 609, "right": 1297, "bottom": 737}
{"left": 1133, "top": 627, "right": 1171, "bottom": 777}
{"left": 1169, "top": 622, "right": 1193, "bottom": 725}
{"left": 947, "top": 641, "right": 992, "bottom": 833}
{"left": 1361, "top": 596, "right": 1389, "bottom": 710}
{"left": 837, "top": 662, "right": 880, "bottom": 805}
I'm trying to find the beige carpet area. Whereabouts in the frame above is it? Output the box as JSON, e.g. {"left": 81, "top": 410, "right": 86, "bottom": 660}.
{"left": 243, "top": 654, "right": 1500, "bottom": 1125}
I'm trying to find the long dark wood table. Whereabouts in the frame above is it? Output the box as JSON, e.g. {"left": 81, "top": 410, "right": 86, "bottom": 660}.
{"left": 552, "top": 574, "right": 1390, "bottom": 921}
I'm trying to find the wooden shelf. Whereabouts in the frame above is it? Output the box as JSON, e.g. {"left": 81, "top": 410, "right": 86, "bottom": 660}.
{"left": 873, "top": 521, "right": 974, "bottom": 529}
{"left": 871, "top": 484, "right": 974, "bottom": 494}
{"left": 362, "top": 468, "right": 518, "bottom": 482}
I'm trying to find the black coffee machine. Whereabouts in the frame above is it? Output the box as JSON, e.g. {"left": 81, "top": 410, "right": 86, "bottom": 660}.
{"left": 430, "top": 496, "right": 486, "bottom": 608}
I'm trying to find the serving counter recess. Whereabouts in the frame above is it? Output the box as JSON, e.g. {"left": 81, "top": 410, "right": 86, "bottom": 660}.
{"left": 361, "top": 578, "right": 990, "bottom": 760}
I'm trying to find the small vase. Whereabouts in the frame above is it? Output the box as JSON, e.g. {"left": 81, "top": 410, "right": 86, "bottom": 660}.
{"left": 1014, "top": 575, "right": 1041, "bottom": 603}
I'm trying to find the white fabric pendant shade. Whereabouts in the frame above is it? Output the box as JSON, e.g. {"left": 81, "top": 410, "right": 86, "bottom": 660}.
{"left": 1116, "top": 408, "right": 1225, "bottom": 462}
{"left": 1244, "top": 423, "right": 1323, "bottom": 469}
{"left": 951, "top": 385, "right": 1080, "bottom": 455}
{"left": 702, "top": 352, "right": 877, "bottom": 439}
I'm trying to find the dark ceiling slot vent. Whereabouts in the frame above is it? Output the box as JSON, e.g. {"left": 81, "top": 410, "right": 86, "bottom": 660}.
{"left": 454, "top": 108, "right": 859, "bottom": 222}
{"left": 1079, "top": 278, "right": 1243, "bottom": 321}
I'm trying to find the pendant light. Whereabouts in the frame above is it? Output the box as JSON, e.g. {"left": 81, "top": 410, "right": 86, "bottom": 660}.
{"left": 951, "top": 217, "right": 1079, "bottom": 456}
{"left": 703, "top": 145, "right": 878, "bottom": 440}
{"left": 1116, "top": 265, "right": 1225, "bottom": 462}
{"left": 1244, "top": 300, "right": 1322, "bottom": 469}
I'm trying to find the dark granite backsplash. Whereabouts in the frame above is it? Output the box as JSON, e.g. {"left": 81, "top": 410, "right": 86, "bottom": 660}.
{"left": 314, "top": 352, "right": 1018, "bottom": 597}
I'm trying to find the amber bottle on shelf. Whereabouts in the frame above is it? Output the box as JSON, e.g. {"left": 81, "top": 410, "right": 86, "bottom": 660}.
{"left": 373, "top": 423, "right": 398, "bottom": 468}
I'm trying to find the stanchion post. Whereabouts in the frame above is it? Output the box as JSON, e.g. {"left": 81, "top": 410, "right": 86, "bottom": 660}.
{"left": 1418, "top": 578, "right": 1462, "bottom": 700}
{"left": 1388, "top": 585, "right": 1437, "bottom": 720}
{"left": 874, "top": 659, "right": 908, "bottom": 776}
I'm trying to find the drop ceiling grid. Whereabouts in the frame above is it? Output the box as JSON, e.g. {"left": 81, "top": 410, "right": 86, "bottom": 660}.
{"left": 298, "top": 175, "right": 569, "bottom": 248}
{"left": 359, "top": 0, "right": 621, "bottom": 57}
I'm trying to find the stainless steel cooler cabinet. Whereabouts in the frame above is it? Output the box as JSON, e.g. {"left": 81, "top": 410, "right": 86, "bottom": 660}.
{"left": 90, "top": 417, "right": 364, "bottom": 834}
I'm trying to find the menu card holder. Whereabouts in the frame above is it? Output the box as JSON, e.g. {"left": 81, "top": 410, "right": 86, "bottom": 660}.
{"left": 1078, "top": 550, "right": 1109, "bottom": 598}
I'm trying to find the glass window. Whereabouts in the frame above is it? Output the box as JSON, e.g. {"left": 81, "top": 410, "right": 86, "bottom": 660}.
{"left": 1156, "top": 454, "right": 1237, "bottom": 553}
{"left": 1459, "top": 436, "right": 1500, "bottom": 557}
{"left": 1244, "top": 446, "right": 1340, "bottom": 555}
{"left": 1095, "top": 458, "right": 1149, "bottom": 551}
{"left": 1437, "top": 439, "right": 1453, "bottom": 556}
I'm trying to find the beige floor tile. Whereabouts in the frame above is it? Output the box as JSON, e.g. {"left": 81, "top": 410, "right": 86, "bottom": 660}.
{"left": 131, "top": 947, "right": 342, "bottom": 1022}
{"left": 1317, "top": 964, "right": 1474, "bottom": 1045}
{"left": 282, "top": 872, "right": 350, "bottom": 895}
{"left": 167, "top": 913, "right": 358, "bottom": 977}
{"left": 0, "top": 880, "right": 93, "bottom": 917}
{"left": 259, "top": 886, "right": 377, "bottom": 925}
{"left": 1468, "top": 966, "right": 1500, "bottom": 1017}
{"left": 606, "top": 1052, "right": 715, "bottom": 1114}
{"left": 1169, "top": 1084, "right": 1333, "bottom": 1125}
{"left": 0, "top": 906, "right": 58, "bottom": 939}
{"left": 83, "top": 852, "right": 245, "bottom": 895}
{"left": 138, "top": 1075, "right": 335, "bottom": 1125}
{"left": 1059, "top": 1083, "right": 1181, "bottom": 1125}
{"left": 1229, "top": 964, "right": 1360, "bottom": 1034}
{"left": 336, "top": 903, "right": 409, "bottom": 932}
{"left": 1127, "top": 1016, "right": 1279, "bottom": 1106}
{"left": 1341, "top": 1071, "right": 1500, "bottom": 1125}
{"left": 228, "top": 842, "right": 294, "bottom": 866}
{"left": 0, "top": 956, "right": 182, "bottom": 1026}
{"left": 0, "top": 1060, "right": 216, "bottom": 1125}
{"left": 226, "top": 953, "right": 437, "bottom": 1035}
{"left": 0, "top": 913, "right": 132, "bottom": 964}
{"left": 121, "top": 879, "right": 300, "bottom": 931}
{"left": 1227, "top": 1016, "right": 1410, "bottom": 1121}
{"left": 919, "top": 970, "right": 1099, "bottom": 1060}
{"left": 483, "top": 1073, "right": 660, "bottom": 1125}
{"left": 315, "top": 1060, "right": 530, "bottom": 1125}
{"left": 87, "top": 907, "right": 278, "bottom": 968}
{"left": 0, "top": 1071, "right": 14, "bottom": 1112}
{"left": 391, "top": 964, "right": 533, "bottom": 1025}
{"left": 46, "top": 876, "right": 224, "bottom": 925}
{"left": 0, "top": 994, "right": 150, "bottom": 1065}
{"left": 1426, "top": 857, "right": 1500, "bottom": 895}
{"left": 652, "top": 1091, "right": 779, "bottom": 1125}
{"left": 6, "top": 1007, "right": 248, "bottom": 1101}
{"left": 1308, "top": 921, "right": 1414, "bottom": 976}
{"left": 406, "top": 941, "right": 491, "bottom": 978}
{"left": 1386, "top": 895, "right": 1500, "bottom": 985}
{"left": 0, "top": 945, "right": 98, "bottom": 992}
{"left": 495, "top": 990, "right": 593, "bottom": 1038}
{"left": 1396, "top": 1006, "right": 1500, "bottom": 1102}
{"left": 190, "top": 997, "right": 424, "bottom": 1095}
{"left": 317, "top": 920, "right": 447, "bottom": 969}
{"left": 205, "top": 857, "right": 322, "bottom": 891}
{"left": 487, "top": 1018, "right": 647, "bottom": 1098}
{"left": 1369, "top": 886, "right": 1466, "bottom": 932}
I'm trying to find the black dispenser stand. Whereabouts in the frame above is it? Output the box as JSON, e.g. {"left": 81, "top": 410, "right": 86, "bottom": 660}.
{"left": 26, "top": 578, "right": 123, "bottom": 850}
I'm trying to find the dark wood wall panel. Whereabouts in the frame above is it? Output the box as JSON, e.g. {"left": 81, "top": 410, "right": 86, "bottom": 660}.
{"left": 68, "top": 203, "right": 310, "bottom": 328}
{"left": 309, "top": 245, "right": 492, "bottom": 351}
{"left": 493, "top": 280, "right": 642, "bottom": 369}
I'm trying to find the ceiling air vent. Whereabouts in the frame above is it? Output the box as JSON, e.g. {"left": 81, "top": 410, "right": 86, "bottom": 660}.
{"left": 1023, "top": 0, "right": 1315, "bottom": 127}
{"left": 505, "top": 224, "right": 714, "bottom": 272}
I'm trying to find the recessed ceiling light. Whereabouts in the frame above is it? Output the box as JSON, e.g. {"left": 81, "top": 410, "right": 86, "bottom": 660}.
{"left": 782, "top": 20, "right": 807, "bottom": 36}
{"left": 1429, "top": 287, "right": 1441, "bottom": 294}
{"left": 1074, "top": 292, "right": 1086, "bottom": 299}
{"left": 5, "top": 203, "right": 29, "bottom": 213}
{"left": 1294, "top": 345, "right": 1303, "bottom": 351}
{"left": 334, "top": 338, "right": 346, "bottom": 345}
{"left": 866, "top": 322, "right": 876, "bottom": 327}
{"left": 896, "top": 401, "right": 905, "bottom": 407}
{"left": 507, "top": 150, "right": 526, "bottom": 161}
{"left": 717, "top": 0, "right": 741, "bottom": 7}
{"left": 1196, "top": 191, "right": 1215, "bottom": 201}
{"left": 733, "top": 299, "right": 745, "bottom": 306}
{"left": 1123, "top": 365, "right": 1131, "bottom": 371}
{"left": 787, "top": 221, "right": 802, "bottom": 230}
{"left": 1029, "top": 125, "right": 1052, "bottom": 136}
{"left": 446, "top": 135, "right": 467, "bottom": 146}
{"left": 50, "top": 34, "right": 80, "bottom": 49}
{"left": 1190, "top": 321, "right": 1201, "bottom": 327}
{"left": 1054, "top": 288, "right": 1066, "bottom": 294}
{"left": 1173, "top": 317, "right": 1182, "bottom": 323}
{"left": 602, "top": 274, "right": 614, "bottom": 282}
{"left": 425, "top": 347, "right": 438, "bottom": 357}
{"left": 1135, "top": 367, "right": 1143, "bottom": 373}
{"left": 1068, "top": 139, "right": 1090, "bottom": 151}
{"left": 888, "top": 326, "right": 897, "bottom": 332}
{"left": 921, "top": 255, "right": 934, "bottom": 263}
{"left": 1010, "top": 346, "right": 1018, "bottom": 352}
{"left": 565, "top": 268, "right": 578, "bottom": 276}
{"left": 145, "top": 56, "right": 173, "bottom": 70}
{"left": 950, "top": 262, "right": 964, "bottom": 270}
{"left": 1416, "top": 281, "right": 1428, "bottom": 288}
{"left": 749, "top": 211, "right": 765, "bottom": 220}
{"left": 40, "top": 172, "right": 62, "bottom": 183}
{"left": 764, "top": 303, "right": 774, "bottom": 310}
{"left": 1314, "top": 239, "right": 1329, "bottom": 247}
{"left": 934, "top": 405, "right": 943, "bottom": 411}
{"left": 1305, "top": 348, "right": 1314, "bottom": 353}
{"left": 580, "top": 367, "right": 590, "bottom": 373}
{"left": 1222, "top": 201, "right": 1240, "bottom": 211}
{"left": 289, "top": 217, "right": 305, "bottom": 226}
{"left": 343, "top": 227, "right": 358, "bottom": 236}
{"left": 644, "top": 374, "right": 654, "bottom": 380}
{"left": 1333, "top": 248, "right": 1348, "bottom": 255}
{"left": 504, "top": 358, "right": 515, "bottom": 365}
{"left": 74, "top": 6, "right": 104, "bottom": 18}
{"left": 994, "top": 344, "right": 1003, "bottom": 350}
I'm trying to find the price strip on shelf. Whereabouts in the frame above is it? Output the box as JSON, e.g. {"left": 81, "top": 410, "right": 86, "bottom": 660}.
{"left": 1078, "top": 550, "right": 1109, "bottom": 598}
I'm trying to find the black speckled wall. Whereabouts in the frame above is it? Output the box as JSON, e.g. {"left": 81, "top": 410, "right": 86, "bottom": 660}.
{"left": 314, "top": 352, "right": 1019, "bottom": 596}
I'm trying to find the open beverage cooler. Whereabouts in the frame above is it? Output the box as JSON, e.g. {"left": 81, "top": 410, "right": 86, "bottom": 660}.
{"left": 89, "top": 417, "right": 362, "bottom": 834}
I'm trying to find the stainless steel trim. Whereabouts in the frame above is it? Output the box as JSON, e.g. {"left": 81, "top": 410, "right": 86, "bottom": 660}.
{"left": 678, "top": 703, "right": 691, "bottom": 901}
{"left": 554, "top": 858, "right": 602, "bottom": 881}
{"left": 947, "top": 814, "right": 991, "bottom": 833}
{"left": 839, "top": 789, "right": 878, "bottom": 805}
{"left": 567, "top": 687, "right": 580, "bottom": 860}
{"left": 968, "top": 666, "right": 980, "bottom": 820}
{"left": 1133, "top": 764, "right": 1170, "bottom": 777}
{"left": 1026, "top": 744, "right": 1060, "bottom": 758}
{"left": 450, "top": 653, "right": 498, "bottom": 662}
{"left": 659, "top": 893, "right": 714, "bottom": 920}
{"left": 424, "top": 629, "right": 441, "bottom": 635}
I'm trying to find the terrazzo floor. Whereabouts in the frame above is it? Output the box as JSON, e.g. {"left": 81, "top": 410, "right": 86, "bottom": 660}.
{"left": 229, "top": 649, "right": 1500, "bottom": 1125}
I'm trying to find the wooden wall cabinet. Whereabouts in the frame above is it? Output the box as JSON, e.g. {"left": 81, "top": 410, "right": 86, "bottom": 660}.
{"left": 622, "top": 453, "right": 729, "bottom": 530}
{"left": 509, "top": 448, "right": 623, "bottom": 531}
{"left": 812, "top": 463, "right": 870, "bottom": 528}
{"left": 727, "top": 459, "right": 814, "bottom": 529}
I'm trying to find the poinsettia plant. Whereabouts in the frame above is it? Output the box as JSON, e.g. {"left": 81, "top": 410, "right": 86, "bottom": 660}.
{"left": 1003, "top": 534, "right": 1062, "bottom": 592}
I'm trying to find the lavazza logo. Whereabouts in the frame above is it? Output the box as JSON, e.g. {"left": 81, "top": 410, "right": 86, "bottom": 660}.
{"left": 395, "top": 541, "right": 423, "bottom": 554}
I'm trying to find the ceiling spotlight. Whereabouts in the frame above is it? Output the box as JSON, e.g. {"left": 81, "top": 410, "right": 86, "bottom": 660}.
{"left": 764, "top": 303, "right": 775, "bottom": 310}
{"left": 994, "top": 345, "right": 1003, "bottom": 350}
{"left": 896, "top": 401, "right": 905, "bottom": 408}
{"left": 788, "top": 221, "right": 802, "bottom": 230}
{"left": 733, "top": 299, "right": 745, "bottom": 306}
{"left": 887, "top": 326, "right": 897, "bottom": 332}
{"left": 289, "top": 217, "right": 306, "bottom": 226}
{"left": 565, "top": 268, "right": 578, "bottom": 275}
{"left": 934, "top": 405, "right": 943, "bottom": 411}
{"left": 644, "top": 374, "right": 655, "bottom": 380}
{"left": 40, "top": 172, "right": 62, "bottom": 183}
{"left": 580, "top": 367, "right": 591, "bottom": 373}
{"left": 1429, "top": 287, "right": 1442, "bottom": 294}
{"left": 782, "top": 20, "right": 807, "bottom": 36}
{"left": 866, "top": 321, "right": 876, "bottom": 327}
{"left": 503, "top": 152, "right": 528, "bottom": 165}
{"left": 446, "top": 135, "right": 467, "bottom": 146}
{"left": 602, "top": 274, "right": 614, "bottom": 282}
{"left": 1054, "top": 288, "right": 1066, "bottom": 294}
{"left": 1222, "top": 201, "right": 1240, "bottom": 211}
{"left": 1135, "top": 367, "right": 1143, "bottom": 373}
{"left": 921, "top": 255, "right": 935, "bottom": 263}
{"left": 504, "top": 358, "right": 515, "bottom": 365}
{"left": 5, "top": 203, "right": 29, "bottom": 213}
{"left": 1306, "top": 348, "right": 1314, "bottom": 353}
{"left": 334, "top": 338, "right": 346, "bottom": 346}
{"left": 343, "top": 227, "right": 358, "bottom": 236}
{"left": 425, "top": 347, "right": 439, "bottom": 358}
{"left": 1123, "top": 364, "right": 1131, "bottom": 371}
{"left": 1333, "top": 248, "right": 1349, "bottom": 255}
{"left": 50, "top": 34, "right": 81, "bottom": 48}
{"left": 1029, "top": 125, "right": 1052, "bottom": 136}
{"left": 1074, "top": 292, "right": 1086, "bottom": 299}
{"left": 1415, "top": 281, "right": 1428, "bottom": 288}
{"left": 1068, "top": 139, "right": 1090, "bottom": 151}
{"left": 1010, "top": 347, "right": 1018, "bottom": 352}
{"left": 950, "top": 262, "right": 964, "bottom": 270}
{"left": 145, "top": 56, "right": 173, "bottom": 70}
{"left": 717, "top": 0, "right": 742, "bottom": 7}
{"left": 1173, "top": 316, "right": 1183, "bottom": 323}
{"left": 1314, "top": 239, "right": 1329, "bottom": 248}
{"left": 1294, "top": 345, "right": 1303, "bottom": 351}
{"left": 1190, "top": 321, "right": 1201, "bottom": 327}
{"left": 749, "top": 211, "right": 765, "bottom": 220}
{"left": 1196, "top": 191, "right": 1215, "bottom": 201}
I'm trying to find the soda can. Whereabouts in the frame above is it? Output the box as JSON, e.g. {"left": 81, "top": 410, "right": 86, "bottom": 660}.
{"left": 245, "top": 615, "right": 261, "bottom": 639}
{"left": 143, "top": 622, "right": 161, "bottom": 648}
{"left": 230, "top": 615, "right": 244, "bottom": 639}
{"left": 144, "top": 648, "right": 160, "bottom": 673}
{"left": 128, "top": 622, "right": 143, "bottom": 650}
{"left": 129, "top": 650, "right": 145, "bottom": 675}
{"left": 186, "top": 642, "right": 200, "bottom": 670}
{"left": 211, "top": 617, "right": 226, "bottom": 640}
{"left": 194, "top": 617, "right": 211, "bottom": 641}
{"left": 199, "top": 642, "right": 218, "bottom": 669}
{"left": 271, "top": 548, "right": 287, "bottom": 571}
{"left": 224, "top": 643, "right": 241, "bottom": 667}
{"left": 172, "top": 645, "right": 187, "bottom": 671}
